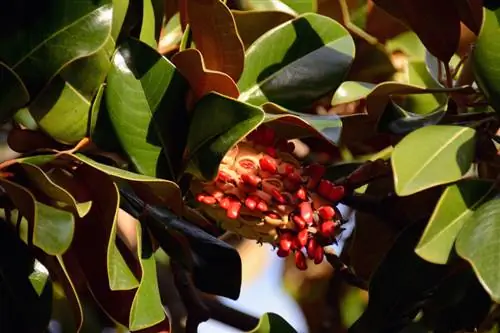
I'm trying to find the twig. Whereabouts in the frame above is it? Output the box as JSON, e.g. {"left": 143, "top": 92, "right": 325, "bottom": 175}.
{"left": 201, "top": 295, "right": 260, "bottom": 331}
{"left": 339, "top": 0, "right": 379, "bottom": 46}
{"left": 171, "top": 261, "right": 210, "bottom": 333}
{"left": 324, "top": 247, "right": 368, "bottom": 290}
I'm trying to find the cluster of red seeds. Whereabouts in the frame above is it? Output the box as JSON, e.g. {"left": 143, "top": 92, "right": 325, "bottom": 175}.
{"left": 193, "top": 125, "right": 346, "bottom": 270}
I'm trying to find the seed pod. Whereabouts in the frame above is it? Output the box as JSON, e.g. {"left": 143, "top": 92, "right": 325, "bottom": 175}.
{"left": 219, "top": 196, "right": 232, "bottom": 209}
{"left": 277, "top": 247, "right": 290, "bottom": 257}
{"left": 256, "top": 200, "right": 268, "bottom": 212}
{"left": 244, "top": 196, "right": 258, "bottom": 210}
{"left": 265, "top": 147, "right": 277, "bottom": 157}
{"left": 241, "top": 173, "right": 261, "bottom": 187}
{"left": 201, "top": 195, "right": 217, "bottom": 205}
{"left": 313, "top": 245, "right": 324, "bottom": 264}
{"left": 295, "top": 251, "right": 307, "bottom": 270}
{"left": 295, "top": 187, "right": 307, "bottom": 201}
{"left": 292, "top": 215, "right": 306, "bottom": 230}
{"left": 217, "top": 170, "right": 234, "bottom": 183}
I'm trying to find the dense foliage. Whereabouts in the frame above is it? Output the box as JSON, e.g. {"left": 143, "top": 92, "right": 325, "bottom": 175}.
{"left": 1, "top": 0, "right": 500, "bottom": 332}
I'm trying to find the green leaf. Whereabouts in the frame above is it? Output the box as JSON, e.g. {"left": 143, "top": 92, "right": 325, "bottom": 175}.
{"left": 472, "top": 4, "right": 500, "bottom": 113}
{"left": 0, "top": 62, "right": 29, "bottom": 119}
{"left": 19, "top": 162, "right": 92, "bottom": 218}
{"left": 385, "top": 31, "right": 426, "bottom": 61}
{"left": 0, "top": 222, "right": 52, "bottom": 333}
{"left": 331, "top": 81, "right": 376, "bottom": 106}
{"left": 22, "top": 36, "right": 115, "bottom": 144}
{"left": 243, "top": 0, "right": 297, "bottom": 15}
{"left": 186, "top": 92, "right": 265, "bottom": 181}
{"left": 129, "top": 224, "right": 166, "bottom": 330}
{"left": 248, "top": 313, "right": 298, "bottom": 333}
{"left": 0, "top": 0, "right": 113, "bottom": 96}
{"left": 456, "top": 195, "right": 500, "bottom": 302}
{"left": 0, "top": 178, "right": 74, "bottom": 255}
{"left": 263, "top": 102, "right": 342, "bottom": 144}
{"left": 391, "top": 125, "right": 476, "bottom": 196}
{"left": 280, "top": 0, "right": 316, "bottom": 14}
{"left": 416, "top": 179, "right": 496, "bottom": 264}
{"left": 112, "top": 0, "right": 129, "bottom": 40}
{"left": 238, "top": 13, "right": 355, "bottom": 110}
{"left": 139, "top": 0, "right": 164, "bottom": 48}
{"left": 106, "top": 37, "right": 189, "bottom": 180}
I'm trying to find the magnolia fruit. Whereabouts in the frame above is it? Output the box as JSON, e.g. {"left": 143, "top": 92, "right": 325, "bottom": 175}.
{"left": 190, "top": 125, "right": 345, "bottom": 270}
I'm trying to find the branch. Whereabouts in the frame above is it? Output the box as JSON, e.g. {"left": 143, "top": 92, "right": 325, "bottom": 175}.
{"left": 201, "top": 295, "right": 260, "bottom": 331}
{"left": 324, "top": 247, "right": 368, "bottom": 290}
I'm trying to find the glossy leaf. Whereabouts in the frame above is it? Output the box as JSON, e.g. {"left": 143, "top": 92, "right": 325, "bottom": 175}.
{"left": 391, "top": 125, "right": 476, "bottom": 196}
{"left": 248, "top": 312, "right": 298, "bottom": 333}
{"left": 331, "top": 81, "right": 376, "bottom": 106}
{"left": 456, "top": 196, "right": 500, "bottom": 302}
{"left": 0, "top": 0, "right": 113, "bottom": 96}
{"left": 23, "top": 37, "right": 114, "bottom": 144}
{"left": 139, "top": 0, "right": 164, "bottom": 48}
{"left": 350, "top": 222, "right": 450, "bottom": 333}
{"left": 106, "top": 37, "right": 189, "bottom": 180}
{"left": 111, "top": 0, "right": 129, "bottom": 40}
{"left": 70, "top": 153, "right": 183, "bottom": 213}
{"left": 244, "top": 0, "right": 297, "bottom": 16}
{"left": 263, "top": 102, "right": 342, "bottom": 145}
{"left": 0, "top": 62, "right": 29, "bottom": 119}
{"left": 187, "top": 0, "right": 245, "bottom": 81}
{"left": 373, "top": 0, "right": 460, "bottom": 61}
{"left": 19, "top": 162, "right": 92, "bottom": 218}
{"left": 231, "top": 10, "right": 295, "bottom": 50}
{"left": 472, "top": 4, "right": 500, "bottom": 113}
{"left": 0, "top": 222, "right": 52, "bottom": 333}
{"left": 238, "top": 13, "right": 355, "bottom": 110}
{"left": 186, "top": 92, "right": 265, "bottom": 181}
{"left": 416, "top": 180, "right": 496, "bottom": 264}
{"left": 0, "top": 178, "right": 74, "bottom": 255}
{"left": 385, "top": 31, "right": 426, "bottom": 61}
{"left": 129, "top": 223, "right": 166, "bottom": 330}
{"left": 280, "top": 0, "right": 316, "bottom": 14}
{"left": 171, "top": 48, "right": 240, "bottom": 107}
{"left": 120, "top": 187, "right": 243, "bottom": 300}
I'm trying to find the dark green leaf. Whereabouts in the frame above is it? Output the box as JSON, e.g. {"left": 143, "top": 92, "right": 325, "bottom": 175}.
{"left": 456, "top": 195, "right": 500, "bottom": 302}
{"left": 416, "top": 179, "right": 496, "bottom": 264}
{"left": 106, "top": 37, "right": 189, "bottom": 180}
{"left": 0, "top": 222, "right": 52, "bottom": 333}
{"left": 0, "top": 0, "right": 113, "bottom": 96}
{"left": 186, "top": 92, "right": 265, "bottom": 181}
{"left": 350, "top": 222, "right": 450, "bottom": 333}
{"left": 391, "top": 125, "right": 476, "bottom": 196}
{"left": 472, "top": 4, "right": 500, "bottom": 113}
{"left": 139, "top": 0, "right": 164, "bottom": 48}
{"left": 238, "top": 13, "right": 355, "bottom": 110}
{"left": 0, "top": 62, "right": 29, "bottom": 119}
{"left": 248, "top": 312, "right": 298, "bottom": 333}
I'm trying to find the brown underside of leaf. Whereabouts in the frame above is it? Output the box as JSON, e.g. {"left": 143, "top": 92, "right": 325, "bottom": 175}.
{"left": 171, "top": 48, "right": 239, "bottom": 109}
{"left": 187, "top": 0, "right": 245, "bottom": 81}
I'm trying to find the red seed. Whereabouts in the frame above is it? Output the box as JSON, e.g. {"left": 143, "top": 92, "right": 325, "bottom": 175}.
{"left": 306, "top": 238, "right": 317, "bottom": 259}
{"left": 295, "top": 251, "right": 308, "bottom": 270}
{"left": 267, "top": 212, "right": 279, "bottom": 219}
{"left": 319, "top": 220, "right": 336, "bottom": 238}
{"left": 259, "top": 155, "right": 277, "bottom": 173}
{"left": 211, "top": 190, "right": 224, "bottom": 200}
{"left": 318, "top": 179, "right": 334, "bottom": 198}
{"left": 296, "top": 187, "right": 307, "bottom": 201}
{"left": 297, "top": 229, "right": 309, "bottom": 247}
{"left": 256, "top": 200, "right": 268, "bottom": 212}
{"left": 318, "top": 206, "right": 335, "bottom": 220}
{"left": 265, "top": 147, "right": 277, "bottom": 157}
{"left": 314, "top": 246, "right": 324, "bottom": 264}
{"left": 219, "top": 196, "right": 232, "bottom": 209}
{"left": 287, "top": 171, "right": 302, "bottom": 184}
{"left": 241, "top": 173, "right": 261, "bottom": 187}
{"left": 244, "top": 196, "right": 258, "bottom": 210}
{"left": 217, "top": 170, "right": 233, "bottom": 182}
{"left": 196, "top": 193, "right": 206, "bottom": 203}
{"left": 299, "top": 202, "right": 313, "bottom": 224}
{"left": 261, "top": 126, "right": 276, "bottom": 146}
{"left": 327, "top": 185, "right": 345, "bottom": 202}
{"left": 271, "top": 188, "right": 286, "bottom": 203}
{"left": 304, "top": 163, "right": 326, "bottom": 178}
{"left": 226, "top": 201, "right": 242, "bottom": 219}
{"left": 293, "top": 215, "right": 307, "bottom": 230}
{"left": 201, "top": 196, "right": 217, "bottom": 205}
{"left": 277, "top": 247, "right": 290, "bottom": 258}
{"left": 279, "top": 232, "right": 294, "bottom": 252}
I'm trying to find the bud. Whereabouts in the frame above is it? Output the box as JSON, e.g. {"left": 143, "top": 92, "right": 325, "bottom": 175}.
{"left": 295, "top": 251, "right": 308, "bottom": 270}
